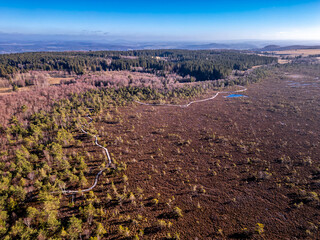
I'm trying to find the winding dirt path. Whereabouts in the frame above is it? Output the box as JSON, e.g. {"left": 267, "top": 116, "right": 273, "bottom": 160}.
{"left": 54, "top": 115, "right": 113, "bottom": 195}
{"left": 55, "top": 85, "right": 247, "bottom": 195}
{"left": 134, "top": 86, "right": 247, "bottom": 107}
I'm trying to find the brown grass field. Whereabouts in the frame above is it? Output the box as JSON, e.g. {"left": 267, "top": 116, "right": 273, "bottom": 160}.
{"left": 48, "top": 77, "right": 74, "bottom": 85}
{"left": 269, "top": 49, "right": 320, "bottom": 57}
{"left": 0, "top": 76, "right": 74, "bottom": 95}
{"left": 53, "top": 64, "right": 319, "bottom": 239}
{"left": 0, "top": 87, "right": 11, "bottom": 95}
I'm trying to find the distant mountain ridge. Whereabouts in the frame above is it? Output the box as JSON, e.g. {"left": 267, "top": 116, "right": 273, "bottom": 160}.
{"left": 0, "top": 41, "right": 134, "bottom": 54}
{"left": 0, "top": 41, "right": 260, "bottom": 54}
{"left": 259, "top": 45, "right": 320, "bottom": 51}
{"left": 0, "top": 36, "right": 320, "bottom": 54}
{"left": 181, "top": 42, "right": 258, "bottom": 50}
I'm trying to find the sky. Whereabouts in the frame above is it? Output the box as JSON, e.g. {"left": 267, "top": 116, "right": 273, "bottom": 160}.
{"left": 0, "top": 0, "right": 320, "bottom": 41}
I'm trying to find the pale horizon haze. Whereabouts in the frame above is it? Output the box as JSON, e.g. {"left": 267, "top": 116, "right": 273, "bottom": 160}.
{"left": 0, "top": 0, "right": 320, "bottom": 42}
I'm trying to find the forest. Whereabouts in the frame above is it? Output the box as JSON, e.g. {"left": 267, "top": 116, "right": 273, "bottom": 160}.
{"left": 0, "top": 50, "right": 276, "bottom": 81}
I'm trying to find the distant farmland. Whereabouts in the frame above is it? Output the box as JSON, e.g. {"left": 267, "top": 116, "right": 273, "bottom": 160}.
{"left": 269, "top": 48, "right": 320, "bottom": 57}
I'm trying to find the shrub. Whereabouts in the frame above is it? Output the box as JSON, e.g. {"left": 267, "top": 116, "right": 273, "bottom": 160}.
{"left": 96, "top": 222, "right": 107, "bottom": 237}
{"left": 255, "top": 223, "right": 264, "bottom": 235}
{"left": 67, "top": 215, "right": 82, "bottom": 240}
{"left": 118, "top": 225, "right": 130, "bottom": 237}
{"left": 151, "top": 198, "right": 159, "bottom": 206}
{"left": 172, "top": 207, "right": 183, "bottom": 218}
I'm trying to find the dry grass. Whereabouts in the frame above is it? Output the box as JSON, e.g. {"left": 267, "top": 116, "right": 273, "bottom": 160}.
{"left": 48, "top": 77, "right": 74, "bottom": 85}
{"left": 0, "top": 87, "right": 12, "bottom": 95}
{"left": 278, "top": 59, "right": 290, "bottom": 64}
{"left": 270, "top": 49, "right": 320, "bottom": 57}
{"left": 0, "top": 85, "right": 40, "bottom": 95}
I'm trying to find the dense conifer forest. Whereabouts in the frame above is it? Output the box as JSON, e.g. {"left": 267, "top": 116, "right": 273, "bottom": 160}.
{"left": 0, "top": 50, "right": 276, "bottom": 81}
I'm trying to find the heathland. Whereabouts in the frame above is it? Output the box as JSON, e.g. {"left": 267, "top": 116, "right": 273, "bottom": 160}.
{"left": 0, "top": 49, "right": 319, "bottom": 239}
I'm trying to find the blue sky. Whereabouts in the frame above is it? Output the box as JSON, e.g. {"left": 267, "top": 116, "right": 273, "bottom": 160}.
{"left": 0, "top": 0, "right": 320, "bottom": 41}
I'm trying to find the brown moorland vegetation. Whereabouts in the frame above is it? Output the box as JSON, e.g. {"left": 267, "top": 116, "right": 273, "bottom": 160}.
{"left": 86, "top": 63, "right": 320, "bottom": 239}
{"left": 0, "top": 61, "right": 319, "bottom": 239}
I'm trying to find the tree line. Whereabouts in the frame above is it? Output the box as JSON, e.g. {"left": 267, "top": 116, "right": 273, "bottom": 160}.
{"left": 0, "top": 50, "right": 277, "bottom": 81}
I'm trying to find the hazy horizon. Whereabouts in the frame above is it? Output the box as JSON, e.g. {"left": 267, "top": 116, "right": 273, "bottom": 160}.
{"left": 1, "top": 0, "right": 320, "bottom": 42}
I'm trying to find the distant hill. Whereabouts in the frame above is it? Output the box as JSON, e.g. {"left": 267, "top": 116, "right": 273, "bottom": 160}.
{"left": 182, "top": 42, "right": 258, "bottom": 50}
{"left": 0, "top": 36, "right": 319, "bottom": 54}
{"left": 0, "top": 41, "right": 260, "bottom": 54}
{"left": 0, "top": 32, "right": 265, "bottom": 53}
{"left": 259, "top": 45, "right": 320, "bottom": 51}
{"left": 0, "top": 41, "right": 134, "bottom": 54}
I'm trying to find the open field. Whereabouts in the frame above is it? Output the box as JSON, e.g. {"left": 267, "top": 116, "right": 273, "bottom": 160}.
{"left": 82, "top": 64, "right": 319, "bottom": 239}
{"left": 268, "top": 49, "right": 320, "bottom": 57}
{"left": 0, "top": 85, "right": 33, "bottom": 95}
{"left": 48, "top": 77, "right": 74, "bottom": 85}
{"left": 0, "top": 87, "right": 11, "bottom": 95}
{"left": 0, "top": 75, "right": 75, "bottom": 95}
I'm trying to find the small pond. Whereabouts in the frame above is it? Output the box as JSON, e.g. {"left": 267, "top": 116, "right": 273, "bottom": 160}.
{"left": 225, "top": 94, "right": 248, "bottom": 98}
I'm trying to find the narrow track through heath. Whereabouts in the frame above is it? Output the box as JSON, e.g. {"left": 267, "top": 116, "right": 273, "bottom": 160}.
{"left": 55, "top": 86, "right": 247, "bottom": 195}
